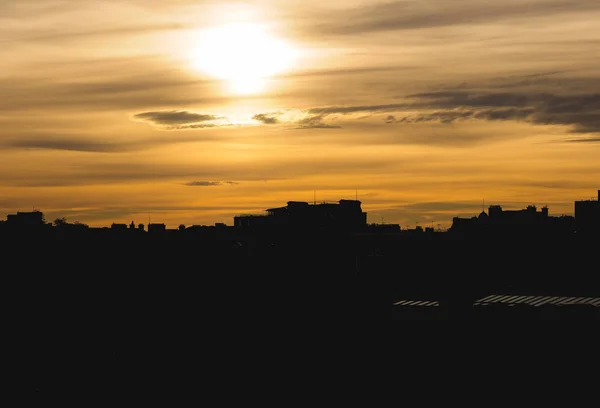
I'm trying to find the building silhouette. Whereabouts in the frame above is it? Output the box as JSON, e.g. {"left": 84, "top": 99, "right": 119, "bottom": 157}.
{"left": 2, "top": 191, "right": 599, "bottom": 322}
{"left": 6, "top": 210, "right": 46, "bottom": 226}
{"left": 1, "top": 189, "right": 597, "bottom": 241}
{"left": 111, "top": 223, "right": 128, "bottom": 230}
{"left": 148, "top": 223, "right": 167, "bottom": 234}
{"left": 234, "top": 199, "right": 367, "bottom": 231}
{"left": 449, "top": 204, "right": 575, "bottom": 236}
{"left": 574, "top": 190, "right": 600, "bottom": 234}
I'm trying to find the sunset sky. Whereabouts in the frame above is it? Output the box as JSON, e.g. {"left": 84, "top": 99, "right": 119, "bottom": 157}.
{"left": 2, "top": 0, "right": 600, "bottom": 229}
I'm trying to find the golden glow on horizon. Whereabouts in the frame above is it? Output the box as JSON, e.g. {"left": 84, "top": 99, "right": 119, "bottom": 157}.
{"left": 191, "top": 22, "right": 297, "bottom": 94}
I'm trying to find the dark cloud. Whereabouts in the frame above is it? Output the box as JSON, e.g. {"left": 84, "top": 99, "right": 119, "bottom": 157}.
{"left": 403, "top": 90, "right": 600, "bottom": 134}
{"left": 306, "top": 103, "right": 408, "bottom": 115}
{"left": 133, "top": 110, "right": 229, "bottom": 130}
{"left": 395, "top": 108, "right": 534, "bottom": 124}
{"left": 294, "top": 114, "right": 342, "bottom": 129}
{"left": 564, "top": 137, "right": 600, "bottom": 143}
{"left": 3, "top": 137, "right": 141, "bottom": 153}
{"left": 474, "top": 108, "right": 535, "bottom": 121}
{"left": 311, "top": 0, "right": 600, "bottom": 36}
{"left": 252, "top": 112, "right": 282, "bottom": 125}
{"left": 185, "top": 181, "right": 239, "bottom": 186}
{"left": 407, "top": 91, "right": 531, "bottom": 108}
{"left": 396, "top": 110, "right": 474, "bottom": 124}
{"left": 384, "top": 115, "right": 397, "bottom": 124}
{"left": 134, "top": 111, "right": 223, "bottom": 125}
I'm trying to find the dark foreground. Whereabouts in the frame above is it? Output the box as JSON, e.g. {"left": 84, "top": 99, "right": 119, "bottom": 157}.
{"left": 393, "top": 302, "right": 600, "bottom": 320}
{"left": 6, "top": 228, "right": 600, "bottom": 323}
{"left": 6, "top": 229, "right": 598, "bottom": 394}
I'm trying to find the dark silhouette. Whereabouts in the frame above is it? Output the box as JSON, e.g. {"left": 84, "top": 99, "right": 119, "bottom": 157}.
{"left": 2, "top": 190, "right": 599, "bottom": 323}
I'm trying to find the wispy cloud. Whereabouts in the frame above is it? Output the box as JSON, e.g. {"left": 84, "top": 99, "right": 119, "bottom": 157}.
{"left": 134, "top": 111, "right": 223, "bottom": 125}
{"left": 564, "top": 137, "right": 600, "bottom": 143}
{"left": 3, "top": 136, "right": 143, "bottom": 153}
{"left": 133, "top": 110, "right": 229, "bottom": 130}
{"left": 306, "top": 103, "right": 409, "bottom": 115}
{"left": 0, "top": 62, "right": 227, "bottom": 112}
{"left": 403, "top": 90, "right": 600, "bottom": 134}
{"left": 309, "top": 0, "right": 600, "bottom": 36}
{"left": 252, "top": 112, "right": 283, "bottom": 125}
{"left": 5, "top": 23, "right": 187, "bottom": 43}
{"left": 0, "top": 130, "right": 224, "bottom": 153}
{"left": 294, "top": 114, "right": 342, "bottom": 129}
{"left": 184, "top": 181, "right": 239, "bottom": 187}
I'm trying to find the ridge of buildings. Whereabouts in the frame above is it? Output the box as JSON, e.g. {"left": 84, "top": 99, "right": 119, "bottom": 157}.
{"left": 1, "top": 189, "right": 598, "bottom": 238}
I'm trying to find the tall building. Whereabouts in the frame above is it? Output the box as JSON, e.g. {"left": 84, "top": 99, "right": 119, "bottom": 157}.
{"left": 6, "top": 211, "right": 45, "bottom": 226}
{"left": 574, "top": 190, "right": 600, "bottom": 233}
{"left": 234, "top": 199, "right": 367, "bottom": 231}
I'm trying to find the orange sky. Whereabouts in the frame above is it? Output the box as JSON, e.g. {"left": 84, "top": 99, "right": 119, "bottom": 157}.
{"left": 1, "top": 0, "right": 600, "bottom": 229}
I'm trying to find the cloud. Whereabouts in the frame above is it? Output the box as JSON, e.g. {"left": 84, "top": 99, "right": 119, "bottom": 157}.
{"left": 0, "top": 155, "right": 399, "bottom": 188}
{"left": 168, "top": 124, "right": 220, "bottom": 130}
{"left": 0, "top": 61, "right": 231, "bottom": 113}
{"left": 5, "top": 23, "right": 187, "bottom": 43}
{"left": 133, "top": 110, "right": 228, "bottom": 130}
{"left": 310, "top": 0, "right": 600, "bottom": 36}
{"left": 3, "top": 137, "right": 142, "bottom": 153}
{"left": 407, "top": 91, "right": 531, "bottom": 108}
{"left": 564, "top": 137, "right": 600, "bottom": 143}
{"left": 395, "top": 108, "right": 534, "bottom": 124}
{"left": 0, "top": 130, "right": 224, "bottom": 153}
{"left": 125, "top": 81, "right": 600, "bottom": 136}
{"left": 294, "top": 114, "right": 342, "bottom": 129}
{"left": 134, "top": 111, "right": 222, "bottom": 125}
{"left": 306, "top": 103, "right": 408, "bottom": 115}
{"left": 402, "top": 90, "right": 600, "bottom": 134}
{"left": 277, "top": 65, "right": 417, "bottom": 79}
{"left": 184, "top": 181, "right": 239, "bottom": 186}
{"left": 252, "top": 112, "right": 282, "bottom": 125}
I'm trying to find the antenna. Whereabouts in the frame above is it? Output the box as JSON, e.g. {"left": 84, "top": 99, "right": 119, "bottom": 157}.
{"left": 313, "top": 190, "right": 316, "bottom": 205}
{"left": 355, "top": 189, "right": 358, "bottom": 201}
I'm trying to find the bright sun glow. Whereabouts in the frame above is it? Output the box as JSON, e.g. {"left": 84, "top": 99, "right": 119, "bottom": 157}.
{"left": 191, "top": 22, "right": 297, "bottom": 94}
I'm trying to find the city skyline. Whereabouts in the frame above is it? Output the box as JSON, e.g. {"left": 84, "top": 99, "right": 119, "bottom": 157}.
{"left": 2, "top": 1, "right": 600, "bottom": 229}
{"left": 2, "top": 188, "right": 598, "bottom": 231}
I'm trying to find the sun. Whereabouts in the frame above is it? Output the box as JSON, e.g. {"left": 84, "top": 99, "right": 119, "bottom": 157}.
{"left": 191, "top": 22, "right": 297, "bottom": 94}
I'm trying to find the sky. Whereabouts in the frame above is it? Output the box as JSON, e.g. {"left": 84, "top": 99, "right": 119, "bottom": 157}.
{"left": 2, "top": 0, "right": 600, "bottom": 229}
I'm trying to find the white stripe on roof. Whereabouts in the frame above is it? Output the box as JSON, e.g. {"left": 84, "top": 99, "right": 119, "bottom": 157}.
{"left": 396, "top": 295, "right": 599, "bottom": 307}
